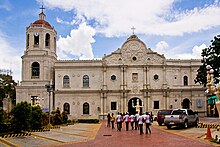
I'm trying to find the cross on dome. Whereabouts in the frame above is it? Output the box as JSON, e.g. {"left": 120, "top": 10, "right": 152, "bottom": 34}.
{"left": 40, "top": 5, "right": 45, "bottom": 13}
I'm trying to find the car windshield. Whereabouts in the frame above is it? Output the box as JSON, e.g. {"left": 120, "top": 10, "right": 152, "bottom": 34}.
{"left": 172, "top": 110, "right": 186, "bottom": 115}
{"left": 158, "top": 110, "right": 171, "bottom": 115}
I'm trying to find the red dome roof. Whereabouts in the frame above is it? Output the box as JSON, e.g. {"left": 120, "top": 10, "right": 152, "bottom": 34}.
{"left": 33, "top": 19, "right": 52, "bottom": 28}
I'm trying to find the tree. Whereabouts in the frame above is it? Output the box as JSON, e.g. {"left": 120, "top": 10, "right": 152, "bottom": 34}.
{"left": 30, "top": 106, "right": 43, "bottom": 130}
{"left": 195, "top": 35, "right": 220, "bottom": 86}
{"left": 0, "top": 74, "right": 17, "bottom": 107}
{"left": 0, "top": 107, "right": 4, "bottom": 124}
{"left": 10, "top": 101, "right": 32, "bottom": 133}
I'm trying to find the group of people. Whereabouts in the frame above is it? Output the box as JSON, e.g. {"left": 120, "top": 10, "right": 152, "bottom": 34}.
{"left": 107, "top": 111, "right": 152, "bottom": 135}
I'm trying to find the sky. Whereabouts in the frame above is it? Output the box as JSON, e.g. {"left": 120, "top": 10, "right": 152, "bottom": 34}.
{"left": 0, "top": 0, "right": 220, "bottom": 82}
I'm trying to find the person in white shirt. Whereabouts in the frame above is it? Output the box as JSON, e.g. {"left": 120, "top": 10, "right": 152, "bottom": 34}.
{"left": 129, "top": 113, "right": 135, "bottom": 130}
{"left": 145, "top": 112, "right": 151, "bottom": 134}
{"left": 124, "top": 112, "right": 130, "bottom": 131}
{"left": 116, "top": 112, "right": 122, "bottom": 131}
{"left": 134, "top": 112, "right": 139, "bottom": 130}
{"left": 138, "top": 113, "right": 144, "bottom": 134}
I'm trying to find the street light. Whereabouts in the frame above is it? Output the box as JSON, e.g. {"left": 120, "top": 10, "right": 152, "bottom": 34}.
{"left": 45, "top": 80, "right": 54, "bottom": 127}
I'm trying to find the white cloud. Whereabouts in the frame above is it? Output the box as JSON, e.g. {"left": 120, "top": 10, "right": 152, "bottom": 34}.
{"left": 40, "top": 0, "right": 220, "bottom": 36}
{"left": 165, "top": 43, "right": 206, "bottom": 59}
{"left": 57, "top": 22, "right": 96, "bottom": 59}
{"left": 155, "top": 41, "right": 169, "bottom": 54}
{"left": 0, "top": 32, "right": 21, "bottom": 81}
{"left": 192, "top": 43, "right": 207, "bottom": 58}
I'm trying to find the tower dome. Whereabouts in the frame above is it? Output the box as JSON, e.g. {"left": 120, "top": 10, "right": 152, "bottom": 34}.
{"left": 33, "top": 11, "right": 52, "bottom": 29}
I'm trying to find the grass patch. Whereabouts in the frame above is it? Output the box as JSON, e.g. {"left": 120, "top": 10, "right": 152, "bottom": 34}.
{"left": 210, "top": 139, "right": 220, "bottom": 144}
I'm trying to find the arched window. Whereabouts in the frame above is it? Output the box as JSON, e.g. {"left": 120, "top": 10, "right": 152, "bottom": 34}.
{"left": 63, "top": 75, "right": 70, "bottom": 87}
{"left": 34, "top": 33, "right": 39, "bottom": 47}
{"left": 182, "top": 98, "right": 190, "bottom": 109}
{"left": 83, "top": 102, "right": 89, "bottom": 114}
{"left": 83, "top": 75, "right": 89, "bottom": 87}
{"left": 32, "top": 62, "right": 40, "bottom": 78}
{"left": 45, "top": 33, "right": 50, "bottom": 48}
{"left": 26, "top": 34, "right": 29, "bottom": 48}
{"left": 183, "top": 76, "right": 188, "bottom": 86}
{"left": 63, "top": 103, "right": 70, "bottom": 114}
{"left": 54, "top": 37, "right": 56, "bottom": 52}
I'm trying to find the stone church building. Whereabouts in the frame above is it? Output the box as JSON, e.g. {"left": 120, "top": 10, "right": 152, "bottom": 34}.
{"left": 16, "top": 10, "right": 206, "bottom": 119}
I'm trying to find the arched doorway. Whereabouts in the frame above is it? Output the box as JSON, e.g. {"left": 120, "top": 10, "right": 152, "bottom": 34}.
{"left": 128, "top": 97, "right": 143, "bottom": 115}
{"left": 182, "top": 98, "right": 190, "bottom": 109}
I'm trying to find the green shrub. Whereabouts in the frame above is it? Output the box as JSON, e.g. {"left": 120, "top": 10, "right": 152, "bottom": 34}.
{"left": 61, "top": 111, "right": 68, "bottom": 124}
{"left": 42, "top": 112, "right": 49, "bottom": 126}
{"left": 77, "top": 119, "right": 99, "bottom": 123}
{"left": 52, "top": 107, "right": 62, "bottom": 125}
{"left": 10, "top": 101, "right": 32, "bottom": 133}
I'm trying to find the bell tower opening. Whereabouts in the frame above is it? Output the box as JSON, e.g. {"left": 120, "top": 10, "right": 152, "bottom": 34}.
{"left": 45, "top": 33, "right": 50, "bottom": 48}
{"left": 34, "top": 34, "right": 39, "bottom": 47}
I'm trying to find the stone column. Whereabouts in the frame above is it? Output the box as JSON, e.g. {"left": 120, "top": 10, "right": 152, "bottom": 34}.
{"left": 146, "top": 66, "right": 150, "bottom": 89}
{"left": 103, "top": 67, "right": 107, "bottom": 90}
{"left": 143, "top": 66, "right": 147, "bottom": 89}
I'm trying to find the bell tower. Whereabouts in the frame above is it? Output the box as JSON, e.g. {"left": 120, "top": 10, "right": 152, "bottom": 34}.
{"left": 16, "top": 6, "right": 57, "bottom": 109}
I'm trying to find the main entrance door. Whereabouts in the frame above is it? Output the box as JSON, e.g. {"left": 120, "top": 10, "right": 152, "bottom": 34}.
{"left": 182, "top": 98, "right": 190, "bottom": 109}
{"left": 128, "top": 97, "right": 143, "bottom": 115}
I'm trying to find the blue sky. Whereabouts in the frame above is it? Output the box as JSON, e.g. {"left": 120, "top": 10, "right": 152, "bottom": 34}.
{"left": 0, "top": 0, "right": 220, "bottom": 81}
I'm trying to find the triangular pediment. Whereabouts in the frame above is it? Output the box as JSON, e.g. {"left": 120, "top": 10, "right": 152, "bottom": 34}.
{"left": 103, "top": 35, "right": 165, "bottom": 65}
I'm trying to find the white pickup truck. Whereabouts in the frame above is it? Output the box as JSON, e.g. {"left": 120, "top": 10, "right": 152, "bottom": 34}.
{"left": 164, "top": 109, "right": 199, "bottom": 129}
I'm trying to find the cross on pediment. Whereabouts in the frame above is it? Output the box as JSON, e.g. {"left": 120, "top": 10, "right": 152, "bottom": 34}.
{"left": 131, "top": 26, "right": 136, "bottom": 34}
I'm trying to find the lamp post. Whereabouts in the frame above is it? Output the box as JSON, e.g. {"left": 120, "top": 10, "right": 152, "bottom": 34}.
{"left": 45, "top": 80, "right": 54, "bottom": 127}
{"left": 206, "top": 65, "right": 220, "bottom": 118}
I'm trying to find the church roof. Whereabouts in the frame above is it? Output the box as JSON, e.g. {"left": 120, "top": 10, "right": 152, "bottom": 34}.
{"left": 33, "top": 19, "right": 52, "bottom": 28}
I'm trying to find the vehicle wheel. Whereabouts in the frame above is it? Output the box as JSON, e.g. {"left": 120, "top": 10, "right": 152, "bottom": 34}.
{"left": 194, "top": 119, "right": 199, "bottom": 127}
{"left": 158, "top": 122, "right": 162, "bottom": 126}
{"left": 183, "top": 121, "right": 188, "bottom": 129}
{"left": 167, "top": 125, "right": 172, "bottom": 129}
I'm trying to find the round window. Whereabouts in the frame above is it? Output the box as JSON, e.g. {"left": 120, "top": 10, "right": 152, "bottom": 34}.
{"left": 111, "top": 75, "right": 116, "bottom": 80}
{"left": 154, "top": 74, "right": 159, "bottom": 80}
{"left": 132, "top": 56, "right": 137, "bottom": 61}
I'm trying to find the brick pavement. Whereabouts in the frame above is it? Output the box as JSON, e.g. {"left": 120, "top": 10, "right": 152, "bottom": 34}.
{"left": 55, "top": 120, "right": 214, "bottom": 147}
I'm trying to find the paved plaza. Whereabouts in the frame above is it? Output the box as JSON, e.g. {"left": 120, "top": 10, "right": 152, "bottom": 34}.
{"left": 0, "top": 117, "right": 220, "bottom": 147}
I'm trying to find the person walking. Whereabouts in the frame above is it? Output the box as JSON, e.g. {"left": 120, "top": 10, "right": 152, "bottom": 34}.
{"left": 124, "top": 112, "right": 130, "bottom": 131}
{"left": 130, "top": 113, "right": 135, "bottom": 130}
{"left": 116, "top": 112, "right": 122, "bottom": 131}
{"left": 150, "top": 111, "right": 154, "bottom": 123}
{"left": 138, "top": 113, "right": 144, "bottom": 135}
{"left": 134, "top": 111, "right": 139, "bottom": 130}
{"left": 145, "top": 112, "right": 151, "bottom": 134}
{"left": 107, "top": 113, "right": 111, "bottom": 127}
{"left": 110, "top": 113, "right": 115, "bottom": 129}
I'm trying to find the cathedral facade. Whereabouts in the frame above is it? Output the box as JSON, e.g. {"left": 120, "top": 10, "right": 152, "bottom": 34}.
{"left": 16, "top": 11, "right": 206, "bottom": 119}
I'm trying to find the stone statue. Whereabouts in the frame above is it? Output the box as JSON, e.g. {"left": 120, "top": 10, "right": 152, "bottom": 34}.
{"left": 133, "top": 99, "right": 143, "bottom": 115}
{"left": 215, "top": 83, "right": 220, "bottom": 119}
